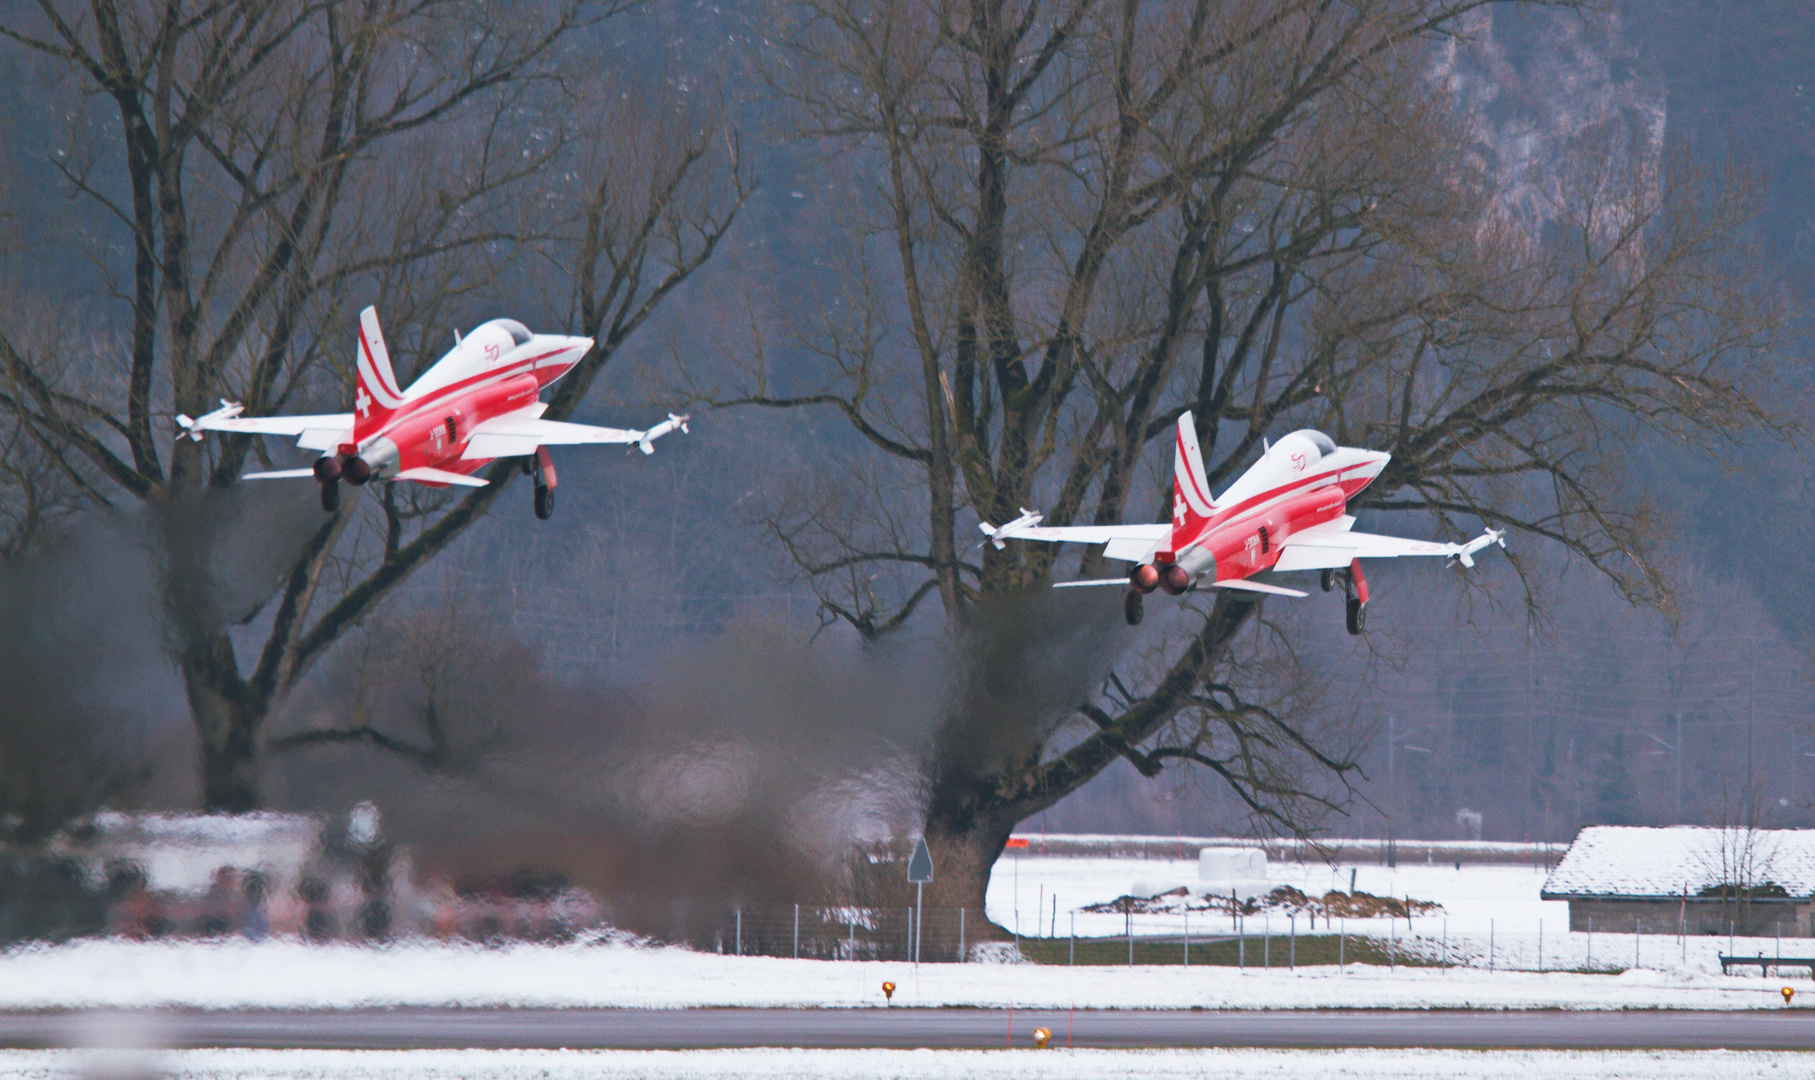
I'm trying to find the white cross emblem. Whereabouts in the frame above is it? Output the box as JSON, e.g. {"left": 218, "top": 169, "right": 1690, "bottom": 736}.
{"left": 355, "top": 387, "right": 371, "bottom": 417}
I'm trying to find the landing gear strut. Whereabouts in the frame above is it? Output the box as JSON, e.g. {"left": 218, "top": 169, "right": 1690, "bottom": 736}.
{"left": 1123, "top": 589, "right": 1145, "bottom": 626}
{"left": 313, "top": 456, "right": 343, "bottom": 512}
{"left": 1340, "top": 559, "right": 1369, "bottom": 636}
{"left": 531, "top": 446, "right": 558, "bottom": 521}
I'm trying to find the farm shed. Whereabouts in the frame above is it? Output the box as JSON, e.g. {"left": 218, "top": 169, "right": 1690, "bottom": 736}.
{"left": 1541, "top": 825, "right": 1815, "bottom": 937}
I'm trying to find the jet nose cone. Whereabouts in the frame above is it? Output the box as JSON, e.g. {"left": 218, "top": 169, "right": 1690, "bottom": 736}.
{"left": 569, "top": 336, "right": 594, "bottom": 356}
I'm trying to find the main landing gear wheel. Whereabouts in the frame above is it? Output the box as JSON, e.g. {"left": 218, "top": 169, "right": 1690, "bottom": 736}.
{"left": 1320, "top": 568, "right": 1336, "bottom": 593}
{"left": 533, "top": 482, "right": 555, "bottom": 520}
{"left": 1123, "top": 589, "right": 1145, "bottom": 626}
{"left": 1345, "top": 596, "right": 1366, "bottom": 636}
{"left": 319, "top": 480, "right": 340, "bottom": 513}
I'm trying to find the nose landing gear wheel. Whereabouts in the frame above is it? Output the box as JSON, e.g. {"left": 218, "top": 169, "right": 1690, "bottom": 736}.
{"left": 319, "top": 480, "right": 340, "bottom": 513}
{"left": 1345, "top": 596, "right": 1366, "bottom": 635}
{"left": 1123, "top": 589, "right": 1145, "bottom": 626}
{"left": 533, "top": 482, "right": 555, "bottom": 520}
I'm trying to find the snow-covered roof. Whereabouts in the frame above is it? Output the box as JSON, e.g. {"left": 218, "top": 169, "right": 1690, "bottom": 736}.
{"left": 53, "top": 812, "right": 327, "bottom": 895}
{"left": 1541, "top": 826, "right": 1815, "bottom": 899}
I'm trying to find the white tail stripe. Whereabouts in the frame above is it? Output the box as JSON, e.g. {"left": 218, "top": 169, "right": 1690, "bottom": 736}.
{"left": 1174, "top": 415, "right": 1216, "bottom": 515}
{"left": 357, "top": 307, "right": 406, "bottom": 408}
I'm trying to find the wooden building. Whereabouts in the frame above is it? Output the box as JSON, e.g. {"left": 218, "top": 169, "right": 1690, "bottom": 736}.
{"left": 1541, "top": 826, "right": 1815, "bottom": 937}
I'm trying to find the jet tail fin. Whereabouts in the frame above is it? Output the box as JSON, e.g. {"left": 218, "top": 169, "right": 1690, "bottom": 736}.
{"left": 352, "top": 306, "right": 406, "bottom": 445}
{"left": 1171, "top": 411, "right": 1216, "bottom": 546}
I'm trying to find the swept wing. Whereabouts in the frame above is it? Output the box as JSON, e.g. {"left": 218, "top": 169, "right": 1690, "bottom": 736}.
{"left": 1275, "top": 517, "right": 1504, "bottom": 571}
{"left": 462, "top": 405, "right": 689, "bottom": 459}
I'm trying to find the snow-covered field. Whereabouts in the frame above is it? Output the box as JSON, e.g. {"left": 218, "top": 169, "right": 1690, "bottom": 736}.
{"left": 1, "top": 1048, "right": 1807, "bottom": 1080}
{"left": 989, "top": 854, "right": 1768, "bottom": 973}
{"left": 0, "top": 854, "right": 1800, "bottom": 1013}
{"left": 0, "top": 937, "right": 1803, "bottom": 1011}
{"left": 988, "top": 854, "right": 1567, "bottom": 941}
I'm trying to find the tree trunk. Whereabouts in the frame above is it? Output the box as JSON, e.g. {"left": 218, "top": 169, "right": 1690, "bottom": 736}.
{"left": 181, "top": 635, "right": 264, "bottom": 812}
{"left": 913, "top": 595, "right": 1263, "bottom": 950}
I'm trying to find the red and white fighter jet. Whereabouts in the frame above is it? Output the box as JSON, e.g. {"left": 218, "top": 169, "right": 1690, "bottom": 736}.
{"left": 979, "top": 412, "right": 1503, "bottom": 633}
{"left": 178, "top": 306, "right": 687, "bottom": 518}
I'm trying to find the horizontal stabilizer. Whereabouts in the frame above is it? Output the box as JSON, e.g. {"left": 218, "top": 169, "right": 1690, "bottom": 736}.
{"left": 1211, "top": 578, "right": 1309, "bottom": 598}
{"left": 241, "top": 468, "right": 316, "bottom": 480}
{"left": 395, "top": 467, "right": 489, "bottom": 488}
{"left": 1052, "top": 578, "right": 1132, "bottom": 588}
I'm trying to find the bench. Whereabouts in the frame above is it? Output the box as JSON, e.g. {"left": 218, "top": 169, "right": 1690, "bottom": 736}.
{"left": 1720, "top": 954, "right": 1815, "bottom": 976}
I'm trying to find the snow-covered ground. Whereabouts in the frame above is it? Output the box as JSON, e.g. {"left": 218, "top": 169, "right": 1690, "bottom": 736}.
{"left": 988, "top": 854, "right": 1764, "bottom": 973}
{"left": 1, "top": 1048, "right": 1806, "bottom": 1080}
{"left": 987, "top": 854, "right": 1567, "bottom": 941}
{"left": 0, "top": 937, "right": 1805, "bottom": 1011}
{"left": 0, "top": 854, "right": 1799, "bottom": 1012}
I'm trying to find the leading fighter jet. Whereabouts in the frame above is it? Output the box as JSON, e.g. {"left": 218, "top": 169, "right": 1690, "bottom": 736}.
{"left": 178, "top": 307, "right": 686, "bottom": 518}
{"left": 979, "top": 413, "right": 1503, "bottom": 633}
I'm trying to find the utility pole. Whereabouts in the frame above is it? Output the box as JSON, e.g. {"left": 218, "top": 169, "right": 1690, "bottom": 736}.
{"left": 1747, "top": 650, "right": 1756, "bottom": 818}
{"left": 1648, "top": 715, "right": 1684, "bottom": 825}
{"left": 1386, "top": 717, "right": 1430, "bottom": 866}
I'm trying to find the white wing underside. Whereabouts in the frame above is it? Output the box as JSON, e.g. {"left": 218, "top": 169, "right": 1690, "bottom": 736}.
{"left": 1000, "top": 522, "right": 1171, "bottom": 564}
{"left": 189, "top": 414, "right": 353, "bottom": 451}
{"left": 395, "top": 466, "right": 489, "bottom": 488}
{"left": 461, "top": 404, "right": 644, "bottom": 459}
{"left": 1273, "top": 516, "right": 1469, "bottom": 571}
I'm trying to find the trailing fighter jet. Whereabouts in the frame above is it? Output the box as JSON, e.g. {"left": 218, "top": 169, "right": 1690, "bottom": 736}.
{"left": 178, "top": 307, "right": 686, "bottom": 518}
{"left": 979, "top": 412, "right": 1503, "bottom": 633}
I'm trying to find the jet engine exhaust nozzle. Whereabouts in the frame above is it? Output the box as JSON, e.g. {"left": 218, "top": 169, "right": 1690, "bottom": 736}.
{"left": 1129, "top": 564, "right": 1161, "bottom": 594}
{"left": 1159, "top": 563, "right": 1190, "bottom": 595}
{"left": 341, "top": 456, "right": 372, "bottom": 485}
{"left": 313, "top": 456, "right": 342, "bottom": 483}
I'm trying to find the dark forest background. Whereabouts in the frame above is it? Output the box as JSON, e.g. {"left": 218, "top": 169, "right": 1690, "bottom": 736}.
{"left": 1, "top": 0, "right": 1812, "bottom": 865}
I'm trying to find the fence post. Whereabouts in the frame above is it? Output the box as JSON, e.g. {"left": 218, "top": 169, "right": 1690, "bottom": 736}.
{"left": 1127, "top": 906, "right": 1134, "bottom": 967}
{"left": 1239, "top": 915, "right": 1245, "bottom": 970}
{"left": 1339, "top": 917, "right": 1345, "bottom": 969}
{"left": 1441, "top": 918, "right": 1447, "bottom": 971}
{"left": 1489, "top": 919, "right": 1495, "bottom": 972}
{"left": 1389, "top": 916, "right": 1395, "bottom": 972}
{"left": 1588, "top": 915, "right": 1594, "bottom": 968}
{"left": 735, "top": 906, "right": 742, "bottom": 956}
{"left": 1634, "top": 917, "right": 1640, "bottom": 971}
{"left": 848, "top": 912, "right": 855, "bottom": 961}
{"left": 1289, "top": 915, "right": 1296, "bottom": 971}
{"left": 792, "top": 904, "right": 799, "bottom": 959}
{"left": 1069, "top": 912, "right": 1075, "bottom": 966}
{"left": 1538, "top": 919, "right": 1544, "bottom": 973}
{"left": 1264, "top": 917, "right": 1270, "bottom": 970}
{"left": 959, "top": 907, "right": 966, "bottom": 963}
{"left": 1183, "top": 910, "right": 1190, "bottom": 968}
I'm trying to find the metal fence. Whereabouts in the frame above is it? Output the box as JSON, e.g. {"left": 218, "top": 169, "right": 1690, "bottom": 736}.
{"left": 660, "top": 905, "right": 982, "bottom": 963}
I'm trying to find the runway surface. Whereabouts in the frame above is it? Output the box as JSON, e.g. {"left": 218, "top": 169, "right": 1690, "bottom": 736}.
{"left": 0, "top": 1008, "right": 1812, "bottom": 1051}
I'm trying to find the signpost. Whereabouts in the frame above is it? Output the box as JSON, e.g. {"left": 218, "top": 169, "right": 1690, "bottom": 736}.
{"left": 908, "top": 837, "right": 934, "bottom": 967}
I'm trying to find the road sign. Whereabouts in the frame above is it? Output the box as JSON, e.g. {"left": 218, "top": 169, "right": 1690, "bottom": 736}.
{"left": 908, "top": 837, "right": 934, "bottom": 883}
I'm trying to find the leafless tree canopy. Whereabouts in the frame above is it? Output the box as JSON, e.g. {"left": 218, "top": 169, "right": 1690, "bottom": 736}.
{"left": 716, "top": 0, "right": 1788, "bottom": 906}
{"left": 0, "top": 0, "right": 751, "bottom": 809}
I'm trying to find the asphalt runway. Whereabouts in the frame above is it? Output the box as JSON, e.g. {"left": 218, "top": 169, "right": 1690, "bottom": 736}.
{"left": 0, "top": 1009, "right": 1812, "bottom": 1051}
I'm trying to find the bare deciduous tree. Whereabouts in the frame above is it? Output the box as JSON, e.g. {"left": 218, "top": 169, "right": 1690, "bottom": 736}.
{"left": 724, "top": 0, "right": 1788, "bottom": 913}
{"left": 0, "top": 0, "right": 750, "bottom": 809}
